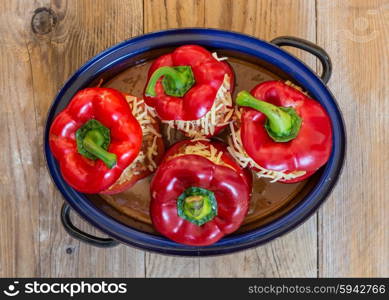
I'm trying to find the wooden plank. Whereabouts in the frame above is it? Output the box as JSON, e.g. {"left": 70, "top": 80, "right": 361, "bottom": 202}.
{"left": 0, "top": 0, "right": 44, "bottom": 277}
{"left": 144, "top": 0, "right": 205, "bottom": 32}
{"left": 143, "top": 0, "right": 205, "bottom": 277}
{"left": 199, "top": 0, "right": 318, "bottom": 277}
{"left": 41, "top": 0, "right": 145, "bottom": 278}
{"left": 0, "top": 0, "right": 145, "bottom": 277}
{"left": 317, "top": 0, "right": 389, "bottom": 277}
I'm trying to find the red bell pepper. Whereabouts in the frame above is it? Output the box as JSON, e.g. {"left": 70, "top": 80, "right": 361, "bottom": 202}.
{"left": 49, "top": 88, "right": 142, "bottom": 193}
{"left": 234, "top": 81, "right": 332, "bottom": 183}
{"left": 150, "top": 140, "right": 252, "bottom": 246}
{"left": 144, "top": 45, "right": 234, "bottom": 121}
{"left": 101, "top": 94, "right": 165, "bottom": 194}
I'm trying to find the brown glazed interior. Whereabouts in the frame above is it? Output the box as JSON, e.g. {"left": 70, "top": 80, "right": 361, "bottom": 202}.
{"left": 86, "top": 48, "right": 322, "bottom": 235}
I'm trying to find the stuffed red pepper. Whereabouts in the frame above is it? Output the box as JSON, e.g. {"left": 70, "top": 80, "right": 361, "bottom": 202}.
{"left": 144, "top": 45, "right": 235, "bottom": 138}
{"left": 228, "top": 81, "right": 333, "bottom": 183}
{"left": 49, "top": 88, "right": 164, "bottom": 194}
{"left": 102, "top": 94, "right": 165, "bottom": 194}
{"left": 150, "top": 140, "right": 252, "bottom": 246}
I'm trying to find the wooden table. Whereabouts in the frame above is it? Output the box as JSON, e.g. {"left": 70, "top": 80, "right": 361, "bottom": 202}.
{"left": 0, "top": 0, "right": 388, "bottom": 277}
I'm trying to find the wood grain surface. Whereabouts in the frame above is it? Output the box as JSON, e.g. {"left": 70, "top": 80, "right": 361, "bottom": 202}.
{"left": 0, "top": 0, "right": 388, "bottom": 277}
{"left": 317, "top": 0, "right": 389, "bottom": 277}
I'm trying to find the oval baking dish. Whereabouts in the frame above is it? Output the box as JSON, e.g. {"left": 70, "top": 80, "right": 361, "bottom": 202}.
{"left": 44, "top": 28, "right": 346, "bottom": 256}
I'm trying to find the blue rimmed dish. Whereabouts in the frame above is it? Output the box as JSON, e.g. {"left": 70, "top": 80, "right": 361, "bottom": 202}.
{"left": 45, "top": 28, "right": 345, "bottom": 256}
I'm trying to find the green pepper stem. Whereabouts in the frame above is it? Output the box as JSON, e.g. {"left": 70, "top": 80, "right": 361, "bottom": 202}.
{"left": 177, "top": 187, "right": 217, "bottom": 226}
{"left": 237, "top": 91, "right": 292, "bottom": 134}
{"left": 145, "top": 66, "right": 195, "bottom": 97}
{"left": 236, "top": 90, "right": 302, "bottom": 142}
{"left": 83, "top": 130, "right": 117, "bottom": 169}
{"left": 145, "top": 66, "right": 185, "bottom": 96}
{"left": 184, "top": 195, "right": 205, "bottom": 217}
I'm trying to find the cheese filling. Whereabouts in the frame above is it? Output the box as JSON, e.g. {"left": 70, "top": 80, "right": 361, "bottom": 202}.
{"left": 285, "top": 80, "right": 309, "bottom": 96}
{"left": 212, "top": 52, "right": 228, "bottom": 61}
{"left": 169, "top": 141, "right": 234, "bottom": 170}
{"left": 111, "top": 95, "right": 161, "bottom": 187}
{"left": 227, "top": 109, "right": 306, "bottom": 182}
{"left": 163, "top": 73, "right": 234, "bottom": 139}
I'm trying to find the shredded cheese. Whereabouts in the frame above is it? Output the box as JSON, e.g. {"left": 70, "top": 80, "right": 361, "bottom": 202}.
{"left": 170, "top": 142, "right": 234, "bottom": 170}
{"left": 191, "top": 137, "right": 210, "bottom": 142}
{"left": 109, "top": 95, "right": 161, "bottom": 187}
{"left": 162, "top": 74, "right": 234, "bottom": 139}
{"left": 227, "top": 115, "right": 306, "bottom": 182}
{"left": 285, "top": 80, "right": 309, "bottom": 96}
{"left": 212, "top": 52, "right": 228, "bottom": 61}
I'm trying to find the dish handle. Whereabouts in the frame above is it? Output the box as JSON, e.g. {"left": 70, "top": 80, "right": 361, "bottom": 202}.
{"left": 271, "top": 36, "right": 332, "bottom": 84}
{"left": 61, "top": 203, "right": 119, "bottom": 248}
